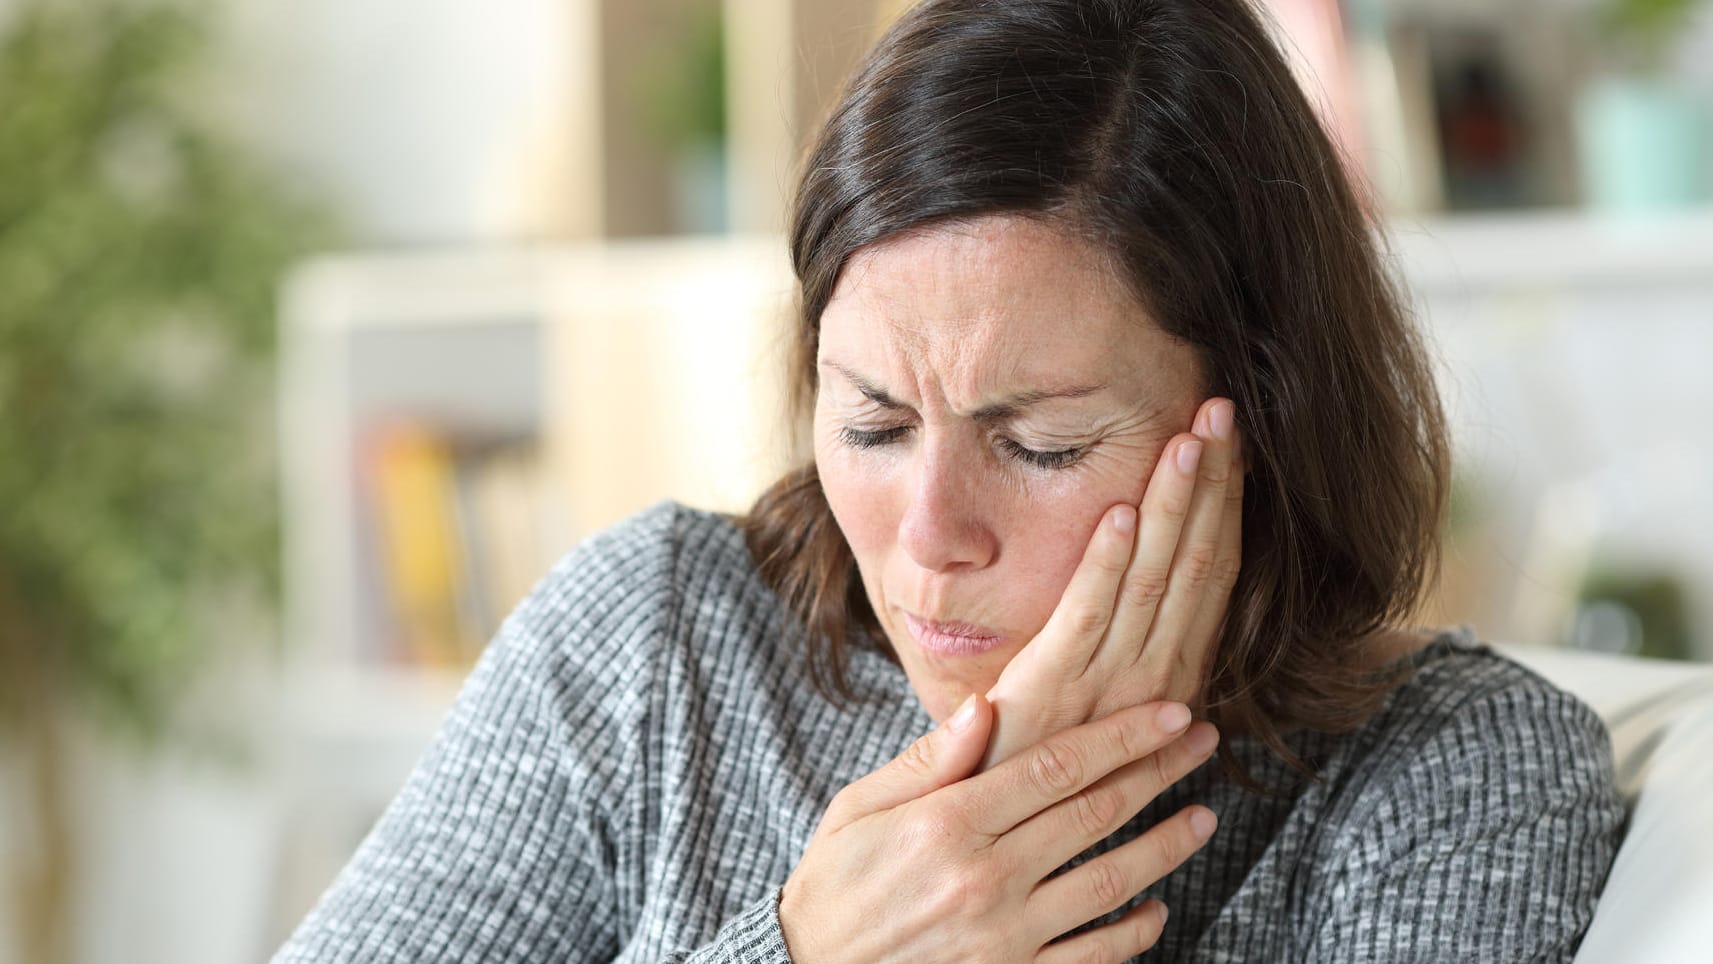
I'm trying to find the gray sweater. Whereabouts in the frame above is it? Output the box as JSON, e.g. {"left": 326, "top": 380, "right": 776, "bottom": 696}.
{"left": 276, "top": 502, "right": 1624, "bottom": 962}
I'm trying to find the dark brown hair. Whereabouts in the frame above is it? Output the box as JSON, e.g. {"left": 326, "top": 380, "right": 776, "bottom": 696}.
{"left": 741, "top": 0, "right": 1450, "bottom": 779}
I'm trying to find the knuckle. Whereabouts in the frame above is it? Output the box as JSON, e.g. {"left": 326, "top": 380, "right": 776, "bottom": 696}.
{"left": 1211, "top": 555, "right": 1243, "bottom": 591}
{"left": 1064, "top": 603, "right": 1108, "bottom": 640}
{"left": 1176, "top": 547, "right": 1217, "bottom": 588}
{"left": 941, "top": 867, "right": 981, "bottom": 912}
{"left": 1113, "top": 711, "right": 1156, "bottom": 762}
{"left": 935, "top": 862, "right": 1000, "bottom": 919}
{"left": 1029, "top": 741, "right": 1086, "bottom": 797}
{"left": 913, "top": 799, "right": 968, "bottom": 845}
{"left": 1073, "top": 785, "right": 1122, "bottom": 839}
{"left": 1121, "top": 569, "right": 1169, "bottom": 611}
{"left": 1085, "top": 857, "right": 1130, "bottom": 910}
{"left": 897, "top": 734, "right": 936, "bottom": 775}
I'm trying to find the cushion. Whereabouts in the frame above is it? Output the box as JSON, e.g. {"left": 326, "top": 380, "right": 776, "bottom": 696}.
{"left": 1574, "top": 698, "right": 1713, "bottom": 962}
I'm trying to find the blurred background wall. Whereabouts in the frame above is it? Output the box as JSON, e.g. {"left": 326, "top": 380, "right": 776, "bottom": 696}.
{"left": 2, "top": 0, "right": 1712, "bottom": 961}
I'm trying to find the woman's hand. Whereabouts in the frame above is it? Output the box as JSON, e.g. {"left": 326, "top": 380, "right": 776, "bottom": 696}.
{"left": 779, "top": 695, "right": 1220, "bottom": 963}
{"left": 981, "top": 397, "right": 1243, "bottom": 770}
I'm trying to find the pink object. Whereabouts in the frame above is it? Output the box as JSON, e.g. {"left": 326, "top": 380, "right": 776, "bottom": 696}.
{"left": 1261, "top": 0, "right": 1366, "bottom": 185}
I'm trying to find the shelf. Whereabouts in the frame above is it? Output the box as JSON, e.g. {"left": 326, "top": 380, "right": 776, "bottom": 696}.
{"left": 279, "top": 236, "right": 795, "bottom": 679}
{"left": 277, "top": 663, "right": 467, "bottom": 747}
{"left": 1388, "top": 207, "right": 1713, "bottom": 291}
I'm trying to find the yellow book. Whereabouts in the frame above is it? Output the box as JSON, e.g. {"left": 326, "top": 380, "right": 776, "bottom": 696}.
{"left": 366, "top": 424, "right": 468, "bottom": 669}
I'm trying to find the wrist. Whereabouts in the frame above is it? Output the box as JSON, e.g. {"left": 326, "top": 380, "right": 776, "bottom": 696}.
{"left": 777, "top": 879, "right": 817, "bottom": 963}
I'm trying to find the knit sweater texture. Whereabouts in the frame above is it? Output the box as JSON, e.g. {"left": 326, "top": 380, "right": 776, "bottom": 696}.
{"left": 275, "top": 502, "right": 1625, "bottom": 962}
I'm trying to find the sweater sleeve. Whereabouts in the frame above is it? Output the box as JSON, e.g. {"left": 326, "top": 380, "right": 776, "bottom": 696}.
{"left": 271, "top": 511, "right": 669, "bottom": 962}
{"left": 1300, "top": 673, "right": 1625, "bottom": 963}
{"left": 664, "top": 889, "right": 794, "bottom": 963}
{"left": 273, "top": 503, "right": 797, "bottom": 962}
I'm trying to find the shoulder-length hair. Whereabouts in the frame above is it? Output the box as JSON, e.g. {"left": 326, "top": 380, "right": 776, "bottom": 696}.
{"left": 741, "top": 0, "right": 1450, "bottom": 780}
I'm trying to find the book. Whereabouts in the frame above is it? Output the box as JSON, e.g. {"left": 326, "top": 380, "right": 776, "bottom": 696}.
{"left": 359, "top": 423, "right": 560, "bottom": 669}
{"left": 456, "top": 443, "right": 553, "bottom": 650}
{"left": 364, "top": 423, "right": 470, "bottom": 670}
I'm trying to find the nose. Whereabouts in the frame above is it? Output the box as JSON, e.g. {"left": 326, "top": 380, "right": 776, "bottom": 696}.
{"left": 896, "top": 439, "right": 998, "bottom": 573}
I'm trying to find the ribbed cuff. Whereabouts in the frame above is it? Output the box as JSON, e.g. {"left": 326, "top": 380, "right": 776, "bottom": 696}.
{"left": 679, "top": 888, "right": 794, "bottom": 964}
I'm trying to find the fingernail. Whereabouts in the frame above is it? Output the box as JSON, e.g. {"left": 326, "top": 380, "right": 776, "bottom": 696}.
{"left": 1209, "top": 401, "right": 1234, "bottom": 441}
{"left": 1175, "top": 440, "right": 1203, "bottom": 477}
{"left": 1190, "top": 807, "right": 1218, "bottom": 839}
{"left": 1111, "top": 505, "right": 1136, "bottom": 534}
{"left": 948, "top": 694, "right": 978, "bottom": 732}
{"left": 1156, "top": 702, "right": 1191, "bottom": 732}
{"left": 1157, "top": 902, "right": 1170, "bottom": 926}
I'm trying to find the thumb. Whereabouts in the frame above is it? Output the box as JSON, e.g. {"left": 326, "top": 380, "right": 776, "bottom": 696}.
{"left": 831, "top": 693, "right": 993, "bottom": 826}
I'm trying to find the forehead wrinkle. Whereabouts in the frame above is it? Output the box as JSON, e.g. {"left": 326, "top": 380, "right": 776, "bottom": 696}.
{"left": 819, "top": 214, "right": 1201, "bottom": 422}
{"left": 832, "top": 303, "right": 1137, "bottom": 420}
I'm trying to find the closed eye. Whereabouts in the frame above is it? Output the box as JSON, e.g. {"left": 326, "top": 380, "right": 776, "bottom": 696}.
{"left": 839, "top": 424, "right": 1086, "bottom": 471}
{"left": 999, "top": 437, "right": 1086, "bottom": 470}
{"left": 838, "top": 424, "right": 910, "bottom": 449}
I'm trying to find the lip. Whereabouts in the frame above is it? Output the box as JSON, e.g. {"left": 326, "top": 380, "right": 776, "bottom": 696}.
{"left": 902, "top": 612, "right": 1007, "bottom": 657}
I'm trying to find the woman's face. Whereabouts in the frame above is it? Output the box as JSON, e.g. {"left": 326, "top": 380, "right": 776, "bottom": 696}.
{"left": 814, "top": 215, "right": 1205, "bottom": 722}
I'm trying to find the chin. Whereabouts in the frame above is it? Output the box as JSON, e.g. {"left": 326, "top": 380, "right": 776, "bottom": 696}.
{"left": 888, "top": 626, "right": 1023, "bottom": 723}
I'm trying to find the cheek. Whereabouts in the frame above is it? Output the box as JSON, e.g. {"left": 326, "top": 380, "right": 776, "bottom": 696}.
{"left": 997, "top": 450, "right": 1166, "bottom": 627}
{"left": 814, "top": 437, "right": 897, "bottom": 567}
{"left": 999, "top": 489, "right": 1115, "bottom": 626}
{"left": 814, "top": 423, "right": 1173, "bottom": 639}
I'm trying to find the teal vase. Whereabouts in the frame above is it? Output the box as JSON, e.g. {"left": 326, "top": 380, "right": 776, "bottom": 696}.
{"left": 1577, "top": 77, "right": 1713, "bottom": 212}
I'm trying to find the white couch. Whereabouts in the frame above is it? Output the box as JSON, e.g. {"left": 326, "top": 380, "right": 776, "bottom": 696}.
{"left": 1501, "top": 645, "right": 1713, "bottom": 962}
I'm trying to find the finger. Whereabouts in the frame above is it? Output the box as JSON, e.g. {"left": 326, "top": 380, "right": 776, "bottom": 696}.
{"left": 1184, "top": 433, "right": 1244, "bottom": 685}
{"left": 827, "top": 693, "right": 993, "bottom": 828}
{"left": 1141, "top": 398, "right": 1238, "bottom": 698}
{"left": 1005, "top": 720, "right": 1219, "bottom": 875}
{"left": 1029, "top": 503, "right": 1139, "bottom": 675}
{"left": 1101, "top": 433, "right": 1201, "bottom": 670}
{"left": 1035, "top": 898, "right": 1170, "bottom": 964}
{"left": 954, "top": 701, "right": 1192, "bottom": 838}
{"left": 1027, "top": 801, "right": 1216, "bottom": 944}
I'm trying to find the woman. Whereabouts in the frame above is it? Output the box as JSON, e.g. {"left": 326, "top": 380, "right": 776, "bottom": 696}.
{"left": 277, "top": 0, "right": 1623, "bottom": 960}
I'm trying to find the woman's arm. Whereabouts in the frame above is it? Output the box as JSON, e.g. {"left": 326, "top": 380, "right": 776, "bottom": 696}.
{"left": 1299, "top": 674, "right": 1625, "bottom": 962}
{"left": 271, "top": 564, "right": 641, "bottom": 961}
{"left": 272, "top": 507, "right": 718, "bottom": 962}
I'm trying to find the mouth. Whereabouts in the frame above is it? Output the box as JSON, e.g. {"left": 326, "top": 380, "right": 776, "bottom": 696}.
{"left": 902, "top": 611, "right": 1007, "bottom": 657}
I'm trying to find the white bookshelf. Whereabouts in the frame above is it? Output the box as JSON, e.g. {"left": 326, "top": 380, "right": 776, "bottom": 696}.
{"left": 279, "top": 249, "right": 556, "bottom": 680}
{"left": 278, "top": 236, "right": 796, "bottom": 680}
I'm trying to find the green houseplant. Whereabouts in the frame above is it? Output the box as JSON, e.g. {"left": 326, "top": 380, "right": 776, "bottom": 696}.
{"left": 0, "top": 1, "right": 328, "bottom": 960}
{"left": 1597, "top": 0, "right": 1705, "bottom": 71}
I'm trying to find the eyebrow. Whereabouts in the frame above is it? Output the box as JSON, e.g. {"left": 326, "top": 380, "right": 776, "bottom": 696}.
{"left": 820, "top": 360, "right": 1104, "bottom": 420}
